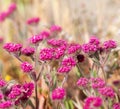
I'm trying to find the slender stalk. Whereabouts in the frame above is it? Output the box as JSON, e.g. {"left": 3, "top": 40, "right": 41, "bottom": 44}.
{"left": 35, "top": 81, "right": 38, "bottom": 109}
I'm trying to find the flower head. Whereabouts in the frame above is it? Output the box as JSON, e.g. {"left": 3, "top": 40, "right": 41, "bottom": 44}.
{"left": 89, "top": 36, "right": 100, "bottom": 45}
{"left": 52, "top": 87, "right": 65, "bottom": 100}
{"left": 98, "top": 86, "right": 115, "bottom": 98}
{"left": 0, "top": 79, "right": 6, "bottom": 87}
{"left": 40, "top": 30, "right": 50, "bottom": 38}
{"left": 7, "top": 3, "right": 17, "bottom": 16}
{"left": 84, "top": 96, "right": 102, "bottom": 109}
{"left": 21, "top": 62, "right": 33, "bottom": 73}
{"left": 3, "top": 43, "right": 22, "bottom": 53}
{"left": 113, "top": 103, "right": 120, "bottom": 109}
{"left": 77, "top": 77, "right": 89, "bottom": 87}
{"left": 50, "top": 25, "right": 62, "bottom": 33}
{"left": 21, "top": 47, "right": 35, "bottom": 56}
{"left": 57, "top": 66, "right": 72, "bottom": 74}
{"left": 68, "top": 43, "right": 81, "bottom": 54}
{"left": 27, "top": 17, "right": 40, "bottom": 25}
{"left": 0, "top": 101, "right": 12, "bottom": 108}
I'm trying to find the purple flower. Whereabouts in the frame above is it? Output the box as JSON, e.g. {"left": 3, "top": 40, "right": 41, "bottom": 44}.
{"left": 89, "top": 36, "right": 100, "bottom": 45}
{"left": 113, "top": 103, "right": 120, "bottom": 109}
{"left": 103, "top": 40, "right": 117, "bottom": 50}
{"left": 52, "top": 87, "right": 65, "bottom": 100}
{"left": 77, "top": 77, "right": 89, "bottom": 87}
{"left": 67, "top": 43, "right": 81, "bottom": 54}
{"left": 58, "top": 66, "right": 72, "bottom": 74}
{"left": 40, "top": 30, "right": 50, "bottom": 38}
{"left": 50, "top": 25, "right": 62, "bottom": 33}
{"left": 27, "top": 17, "right": 40, "bottom": 25}
{"left": 0, "top": 101, "right": 12, "bottom": 108}
{"left": 7, "top": 3, "right": 17, "bottom": 16}
{"left": 0, "top": 79, "right": 6, "bottom": 87}
{"left": 62, "top": 57, "right": 76, "bottom": 67}
{"left": 47, "top": 38, "right": 67, "bottom": 47}
{"left": 90, "top": 77, "right": 105, "bottom": 89}
{"left": 3, "top": 43, "right": 22, "bottom": 52}
{"left": 29, "top": 34, "right": 43, "bottom": 44}
{"left": 84, "top": 96, "right": 102, "bottom": 109}
{"left": 39, "top": 48, "right": 54, "bottom": 61}
{"left": 21, "top": 62, "right": 33, "bottom": 73}
{"left": 8, "top": 84, "right": 22, "bottom": 99}
{"left": 21, "top": 47, "right": 35, "bottom": 56}
{"left": 98, "top": 86, "right": 115, "bottom": 98}
{"left": 0, "top": 12, "right": 7, "bottom": 22}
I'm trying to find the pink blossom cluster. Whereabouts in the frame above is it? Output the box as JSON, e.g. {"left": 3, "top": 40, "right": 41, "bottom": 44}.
{"left": 0, "top": 101, "right": 13, "bottom": 109}
{"left": 84, "top": 96, "right": 102, "bottom": 109}
{"left": 68, "top": 43, "right": 81, "bottom": 54}
{"left": 98, "top": 86, "right": 115, "bottom": 98}
{"left": 21, "top": 62, "right": 33, "bottom": 73}
{"left": 52, "top": 87, "right": 65, "bottom": 100}
{"left": 0, "top": 3, "right": 16, "bottom": 22}
{"left": 21, "top": 47, "right": 35, "bottom": 56}
{"left": 3, "top": 43, "right": 22, "bottom": 53}
{"left": 103, "top": 40, "right": 117, "bottom": 50}
{"left": 90, "top": 77, "right": 105, "bottom": 89}
{"left": 27, "top": 17, "right": 40, "bottom": 25}
{"left": 0, "top": 79, "right": 6, "bottom": 87}
{"left": 58, "top": 57, "right": 76, "bottom": 73}
{"left": 77, "top": 77, "right": 89, "bottom": 87}
{"left": 113, "top": 103, "right": 120, "bottom": 109}
{"left": 50, "top": 25, "right": 62, "bottom": 33}
{"left": 40, "top": 30, "right": 50, "bottom": 38}
{"left": 47, "top": 38, "right": 67, "bottom": 47}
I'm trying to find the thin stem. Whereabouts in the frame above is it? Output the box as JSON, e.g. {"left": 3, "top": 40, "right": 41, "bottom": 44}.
{"left": 76, "top": 63, "right": 84, "bottom": 77}
{"left": 61, "top": 74, "right": 68, "bottom": 87}
{"left": 35, "top": 81, "right": 39, "bottom": 109}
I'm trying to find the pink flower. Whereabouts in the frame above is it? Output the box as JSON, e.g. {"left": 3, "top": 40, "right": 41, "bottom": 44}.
{"left": 27, "top": 17, "right": 40, "bottom": 25}
{"left": 40, "top": 30, "right": 50, "bottom": 38}
{"left": 52, "top": 87, "right": 65, "bottom": 100}
{"left": 68, "top": 43, "right": 81, "bottom": 54}
{"left": 62, "top": 57, "right": 76, "bottom": 67}
{"left": 77, "top": 77, "right": 89, "bottom": 87}
{"left": 58, "top": 66, "right": 72, "bottom": 73}
{"left": 50, "top": 25, "right": 62, "bottom": 33}
{"left": 21, "top": 47, "right": 35, "bottom": 56}
{"left": 84, "top": 96, "right": 102, "bottom": 109}
{"left": 47, "top": 38, "right": 67, "bottom": 47}
{"left": 98, "top": 86, "right": 115, "bottom": 98}
{"left": 0, "top": 101, "right": 12, "bottom": 108}
{"left": 0, "top": 12, "right": 7, "bottom": 22}
{"left": 0, "top": 79, "right": 6, "bottom": 87}
{"left": 89, "top": 36, "right": 100, "bottom": 45}
{"left": 113, "top": 103, "right": 120, "bottom": 109}
{"left": 39, "top": 48, "right": 54, "bottom": 61}
{"left": 7, "top": 3, "right": 17, "bottom": 16}
{"left": 90, "top": 77, "right": 105, "bottom": 89}
{"left": 0, "top": 93, "right": 3, "bottom": 100}
{"left": 103, "top": 40, "right": 117, "bottom": 50}
{"left": 21, "top": 62, "right": 33, "bottom": 73}
{"left": 29, "top": 34, "right": 43, "bottom": 44}
{"left": 53, "top": 46, "right": 66, "bottom": 59}
{"left": 3, "top": 43, "right": 22, "bottom": 52}
{"left": 8, "top": 84, "right": 22, "bottom": 99}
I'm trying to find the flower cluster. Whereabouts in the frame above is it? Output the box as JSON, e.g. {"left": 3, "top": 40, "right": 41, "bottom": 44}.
{"left": 77, "top": 77, "right": 89, "bottom": 87}
{"left": 27, "top": 17, "right": 40, "bottom": 25}
{"left": 50, "top": 25, "right": 62, "bottom": 33}
{"left": 0, "top": 3, "right": 16, "bottom": 22}
{"left": 52, "top": 87, "right": 65, "bottom": 100}
{"left": 21, "top": 62, "right": 33, "bottom": 73}
{"left": 113, "top": 103, "right": 120, "bottom": 109}
{"left": 21, "top": 47, "right": 35, "bottom": 56}
{"left": 3, "top": 43, "right": 22, "bottom": 53}
{"left": 84, "top": 96, "right": 102, "bottom": 109}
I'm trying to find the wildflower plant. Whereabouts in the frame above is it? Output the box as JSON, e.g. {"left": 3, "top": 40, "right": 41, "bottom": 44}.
{"left": 0, "top": 2, "right": 120, "bottom": 109}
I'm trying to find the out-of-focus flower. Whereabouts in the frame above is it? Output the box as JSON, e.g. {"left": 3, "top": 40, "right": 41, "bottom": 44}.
{"left": 0, "top": 12, "right": 7, "bottom": 22}
{"left": 29, "top": 34, "right": 43, "bottom": 44}
{"left": 7, "top": 3, "right": 17, "bottom": 16}
{"left": 50, "top": 25, "right": 62, "bottom": 33}
{"left": 21, "top": 62, "right": 33, "bottom": 73}
{"left": 27, "top": 17, "right": 40, "bottom": 25}
{"left": 3, "top": 43, "right": 22, "bottom": 53}
{"left": 52, "top": 87, "right": 65, "bottom": 100}
{"left": 103, "top": 40, "right": 117, "bottom": 50}
{"left": 0, "top": 37, "right": 3, "bottom": 43}
{"left": 113, "top": 103, "right": 120, "bottom": 109}
{"left": 98, "top": 86, "right": 115, "bottom": 98}
{"left": 84, "top": 96, "right": 102, "bottom": 109}
{"left": 0, "top": 93, "right": 3, "bottom": 100}
{"left": 21, "top": 47, "right": 35, "bottom": 56}
{"left": 0, "top": 101, "right": 12, "bottom": 109}
{"left": 77, "top": 77, "right": 89, "bottom": 87}
{"left": 90, "top": 77, "right": 105, "bottom": 89}
{"left": 40, "top": 30, "right": 50, "bottom": 38}
{"left": 0, "top": 79, "right": 6, "bottom": 87}
{"left": 89, "top": 36, "right": 100, "bottom": 45}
